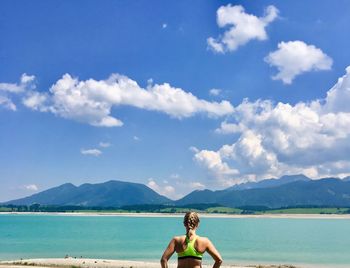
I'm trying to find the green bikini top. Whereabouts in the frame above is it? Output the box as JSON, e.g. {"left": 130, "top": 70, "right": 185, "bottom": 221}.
{"left": 177, "top": 235, "right": 203, "bottom": 260}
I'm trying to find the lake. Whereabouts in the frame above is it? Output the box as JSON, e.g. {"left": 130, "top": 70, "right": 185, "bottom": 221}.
{"left": 0, "top": 214, "right": 349, "bottom": 267}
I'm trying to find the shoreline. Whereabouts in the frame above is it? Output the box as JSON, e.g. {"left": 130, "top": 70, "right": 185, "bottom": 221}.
{"left": 1, "top": 211, "right": 350, "bottom": 219}
{"left": 1, "top": 257, "right": 347, "bottom": 268}
{"left": 0, "top": 258, "right": 315, "bottom": 268}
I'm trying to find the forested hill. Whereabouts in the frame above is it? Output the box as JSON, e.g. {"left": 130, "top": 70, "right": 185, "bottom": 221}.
{"left": 4, "top": 176, "right": 350, "bottom": 209}
{"left": 4, "top": 180, "right": 172, "bottom": 207}
{"left": 176, "top": 178, "right": 350, "bottom": 208}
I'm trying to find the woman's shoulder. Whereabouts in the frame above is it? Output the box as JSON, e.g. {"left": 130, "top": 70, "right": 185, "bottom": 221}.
{"left": 196, "top": 235, "right": 211, "bottom": 244}
{"left": 172, "top": 235, "right": 186, "bottom": 242}
{"left": 197, "top": 235, "right": 208, "bottom": 240}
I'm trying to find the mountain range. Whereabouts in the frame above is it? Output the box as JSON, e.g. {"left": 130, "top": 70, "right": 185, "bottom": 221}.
{"left": 225, "top": 174, "right": 311, "bottom": 191}
{"left": 3, "top": 175, "right": 350, "bottom": 208}
{"left": 176, "top": 177, "right": 350, "bottom": 208}
{"left": 4, "top": 180, "right": 171, "bottom": 207}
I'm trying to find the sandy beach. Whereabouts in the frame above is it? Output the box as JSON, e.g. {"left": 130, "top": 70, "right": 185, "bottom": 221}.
{"left": 1, "top": 211, "right": 350, "bottom": 219}
{"left": 0, "top": 258, "right": 303, "bottom": 268}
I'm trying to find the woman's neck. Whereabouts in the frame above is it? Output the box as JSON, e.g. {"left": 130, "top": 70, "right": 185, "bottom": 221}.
{"left": 186, "top": 229, "right": 196, "bottom": 237}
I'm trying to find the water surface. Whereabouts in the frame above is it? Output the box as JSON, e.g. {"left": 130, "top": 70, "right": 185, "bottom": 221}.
{"left": 0, "top": 214, "right": 349, "bottom": 267}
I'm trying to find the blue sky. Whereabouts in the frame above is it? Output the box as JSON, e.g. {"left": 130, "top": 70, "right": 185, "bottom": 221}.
{"left": 1, "top": 0, "right": 350, "bottom": 201}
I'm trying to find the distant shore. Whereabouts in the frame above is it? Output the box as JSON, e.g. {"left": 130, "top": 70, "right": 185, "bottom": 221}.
{"left": 1, "top": 211, "right": 350, "bottom": 219}
{"left": 0, "top": 258, "right": 311, "bottom": 268}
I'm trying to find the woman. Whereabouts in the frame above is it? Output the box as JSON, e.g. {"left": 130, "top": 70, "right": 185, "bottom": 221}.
{"left": 160, "top": 211, "right": 223, "bottom": 268}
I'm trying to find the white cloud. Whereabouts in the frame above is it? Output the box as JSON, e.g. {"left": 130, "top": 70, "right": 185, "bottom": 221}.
{"left": 99, "top": 142, "right": 111, "bottom": 148}
{"left": 265, "top": 41, "right": 333, "bottom": 84}
{"left": 208, "top": 5, "right": 278, "bottom": 53}
{"left": 0, "top": 74, "right": 36, "bottom": 111}
{"left": 207, "top": 38, "right": 225, "bottom": 53}
{"left": 81, "top": 148, "right": 102, "bottom": 156}
{"left": 24, "top": 184, "right": 39, "bottom": 191}
{"left": 133, "top": 136, "right": 140, "bottom": 141}
{"left": 215, "top": 121, "right": 245, "bottom": 134}
{"left": 193, "top": 149, "right": 239, "bottom": 186}
{"left": 0, "top": 95, "right": 17, "bottom": 111}
{"left": 22, "top": 91, "right": 49, "bottom": 111}
{"left": 21, "top": 74, "right": 36, "bottom": 85}
{"left": 147, "top": 177, "right": 205, "bottom": 199}
{"left": 173, "top": 179, "right": 207, "bottom": 197}
{"left": 189, "top": 182, "right": 205, "bottom": 189}
{"left": 164, "top": 185, "right": 175, "bottom": 194}
{"left": 195, "top": 67, "right": 350, "bottom": 186}
{"left": 209, "top": 88, "right": 222, "bottom": 96}
{"left": 147, "top": 178, "right": 177, "bottom": 199}
{"left": 0, "top": 73, "right": 35, "bottom": 93}
{"left": 147, "top": 178, "right": 159, "bottom": 189}
{"left": 0, "top": 83, "right": 23, "bottom": 93}
{"left": 323, "top": 66, "right": 350, "bottom": 113}
{"left": 23, "top": 73, "right": 233, "bottom": 127}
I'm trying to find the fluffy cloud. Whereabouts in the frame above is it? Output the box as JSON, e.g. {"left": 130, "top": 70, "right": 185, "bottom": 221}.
{"left": 323, "top": 67, "right": 350, "bottom": 113}
{"left": 208, "top": 4, "right": 278, "bottom": 53}
{"left": 0, "top": 73, "right": 35, "bottom": 93}
{"left": 147, "top": 178, "right": 176, "bottom": 199}
{"left": 81, "top": 148, "right": 102, "bottom": 156}
{"left": 2, "top": 73, "right": 233, "bottom": 126}
{"left": 215, "top": 121, "right": 245, "bottom": 134}
{"left": 176, "top": 179, "right": 207, "bottom": 194}
{"left": 194, "top": 67, "right": 350, "bottom": 185}
{"left": 23, "top": 73, "right": 234, "bottom": 127}
{"left": 24, "top": 184, "right": 39, "bottom": 191}
{"left": 147, "top": 176, "right": 205, "bottom": 199}
{"left": 189, "top": 182, "right": 205, "bottom": 189}
{"left": 194, "top": 149, "right": 239, "bottom": 186}
{"left": 265, "top": 41, "right": 333, "bottom": 84}
{"left": 0, "top": 74, "right": 36, "bottom": 110}
{"left": 99, "top": 142, "right": 111, "bottom": 148}
{"left": 0, "top": 95, "right": 17, "bottom": 111}
{"left": 209, "top": 88, "right": 222, "bottom": 96}
{"left": 22, "top": 91, "right": 49, "bottom": 112}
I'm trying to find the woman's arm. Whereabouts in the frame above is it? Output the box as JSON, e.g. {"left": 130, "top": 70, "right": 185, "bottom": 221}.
{"left": 205, "top": 238, "right": 223, "bottom": 268}
{"left": 160, "top": 237, "right": 176, "bottom": 268}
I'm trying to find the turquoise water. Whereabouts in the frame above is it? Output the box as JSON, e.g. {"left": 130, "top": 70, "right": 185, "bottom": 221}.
{"left": 0, "top": 214, "right": 349, "bottom": 267}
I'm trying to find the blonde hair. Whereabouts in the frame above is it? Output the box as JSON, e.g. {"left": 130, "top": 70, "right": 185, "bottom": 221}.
{"left": 183, "top": 211, "right": 200, "bottom": 238}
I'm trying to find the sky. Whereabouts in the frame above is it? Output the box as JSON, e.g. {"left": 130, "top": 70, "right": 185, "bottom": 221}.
{"left": 1, "top": 0, "right": 350, "bottom": 201}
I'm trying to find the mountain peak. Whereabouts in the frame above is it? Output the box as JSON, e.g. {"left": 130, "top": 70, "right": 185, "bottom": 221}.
{"left": 5, "top": 180, "right": 172, "bottom": 206}
{"left": 227, "top": 174, "right": 311, "bottom": 191}
{"left": 279, "top": 174, "right": 310, "bottom": 182}
{"left": 60, "top": 182, "right": 76, "bottom": 188}
{"left": 343, "top": 176, "right": 350, "bottom": 182}
{"left": 176, "top": 177, "right": 350, "bottom": 208}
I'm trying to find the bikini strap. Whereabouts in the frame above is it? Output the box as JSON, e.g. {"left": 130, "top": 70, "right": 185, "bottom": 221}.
{"left": 185, "top": 234, "right": 197, "bottom": 244}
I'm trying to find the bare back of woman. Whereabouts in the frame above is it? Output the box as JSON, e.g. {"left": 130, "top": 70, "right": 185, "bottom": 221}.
{"left": 160, "top": 212, "right": 222, "bottom": 268}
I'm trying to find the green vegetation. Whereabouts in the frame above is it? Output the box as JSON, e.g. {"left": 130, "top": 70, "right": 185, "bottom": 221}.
{"left": 266, "top": 207, "right": 350, "bottom": 214}
{"left": 205, "top": 206, "right": 242, "bottom": 214}
{"left": 0, "top": 206, "right": 12, "bottom": 212}
{"left": 1, "top": 203, "right": 349, "bottom": 215}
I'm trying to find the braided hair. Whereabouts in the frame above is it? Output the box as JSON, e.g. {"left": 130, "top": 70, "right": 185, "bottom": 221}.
{"left": 183, "top": 211, "right": 200, "bottom": 239}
